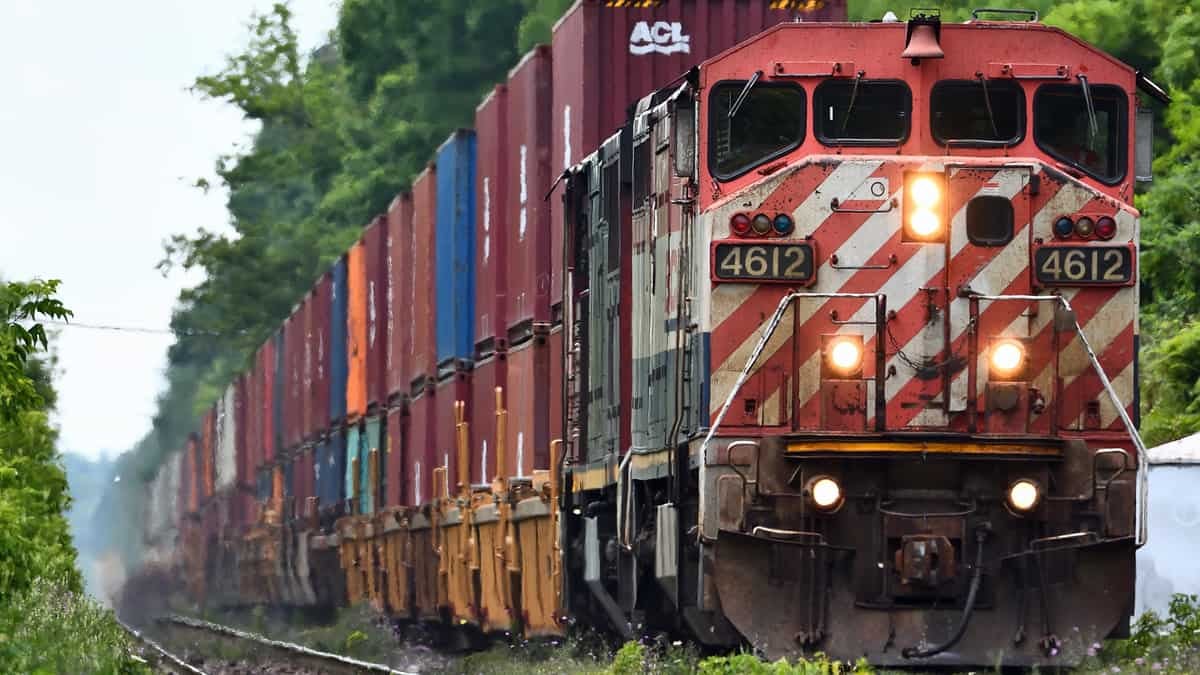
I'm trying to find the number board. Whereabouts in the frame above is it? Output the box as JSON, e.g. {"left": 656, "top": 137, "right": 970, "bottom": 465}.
{"left": 1033, "top": 245, "right": 1135, "bottom": 286}
{"left": 712, "top": 241, "right": 816, "bottom": 284}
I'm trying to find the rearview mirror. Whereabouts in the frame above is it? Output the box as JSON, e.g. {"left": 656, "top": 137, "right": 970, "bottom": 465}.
{"left": 1136, "top": 107, "right": 1153, "bottom": 183}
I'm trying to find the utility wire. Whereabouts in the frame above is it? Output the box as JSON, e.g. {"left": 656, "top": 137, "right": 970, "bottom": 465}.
{"left": 41, "top": 319, "right": 245, "bottom": 337}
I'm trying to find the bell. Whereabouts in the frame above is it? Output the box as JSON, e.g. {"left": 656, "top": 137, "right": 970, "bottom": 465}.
{"left": 901, "top": 22, "right": 945, "bottom": 61}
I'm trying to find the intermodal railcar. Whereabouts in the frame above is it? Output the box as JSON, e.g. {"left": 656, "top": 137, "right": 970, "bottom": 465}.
{"left": 135, "top": 2, "right": 1169, "bottom": 668}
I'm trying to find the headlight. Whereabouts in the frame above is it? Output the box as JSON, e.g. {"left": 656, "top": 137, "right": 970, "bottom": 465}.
{"left": 826, "top": 337, "right": 863, "bottom": 375}
{"left": 904, "top": 172, "right": 946, "bottom": 241}
{"left": 908, "top": 209, "right": 941, "bottom": 237}
{"left": 910, "top": 176, "right": 941, "bottom": 209}
{"left": 989, "top": 340, "right": 1025, "bottom": 377}
{"left": 809, "top": 476, "right": 843, "bottom": 511}
{"left": 1008, "top": 479, "right": 1041, "bottom": 512}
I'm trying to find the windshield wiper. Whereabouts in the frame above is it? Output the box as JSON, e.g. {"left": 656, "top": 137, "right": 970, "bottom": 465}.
{"left": 976, "top": 72, "right": 999, "bottom": 139}
{"left": 728, "top": 70, "right": 762, "bottom": 119}
{"left": 1078, "top": 73, "right": 1099, "bottom": 146}
{"left": 838, "top": 70, "right": 866, "bottom": 135}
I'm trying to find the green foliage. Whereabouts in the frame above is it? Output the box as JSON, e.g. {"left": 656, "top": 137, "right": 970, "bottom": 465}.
{"left": 1080, "top": 594, "right": 1200, "bottom": 673}
{"left": 0, "top": 279, "right": 70, "bottom": 420}
{"left": 610, "top": 641, "right": 647, "bottom": 675}
{"left": 0, "top": 577, "right": 150, "bottom": 674}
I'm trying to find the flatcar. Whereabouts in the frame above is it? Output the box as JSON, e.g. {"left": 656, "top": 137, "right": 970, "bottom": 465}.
{"left": 137, "top": 2, "right": 1169, "bottom": 669}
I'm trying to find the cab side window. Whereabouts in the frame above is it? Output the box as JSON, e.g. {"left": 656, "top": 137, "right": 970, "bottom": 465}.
{"left": 709, "top": 81, "right": 806, "bottom": 180}
{"left": 1034, "top": 84, "right": 1127, "bottom": 184}
{"left": 814, "top": 79, "right": 911, "bottom": 145}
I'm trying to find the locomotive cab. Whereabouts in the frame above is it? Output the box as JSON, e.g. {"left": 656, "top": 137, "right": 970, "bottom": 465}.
{"left": 561, "top": 12, "right": 1158, "bottom": 669}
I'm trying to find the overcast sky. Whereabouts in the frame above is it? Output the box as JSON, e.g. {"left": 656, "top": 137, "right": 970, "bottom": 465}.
{"left": 1, "top": 0, "right": 338, "bottom": 460}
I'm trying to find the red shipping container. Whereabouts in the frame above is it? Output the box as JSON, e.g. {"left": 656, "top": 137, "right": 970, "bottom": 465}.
{"left": 261, "top": 337, "right": 275, "bottom": 464}
{"left": 407, "top": 391, "right": 435, "bottom": 506}
{"left": 295, "top": 445, "right": 314, "bottom": 518}
{"left": 384, "top": 407, "right": 405, "bottom": 507}
{"left": 236, "top": 373, "right": 250, "bottom": 488}
{"left": 505, "top": 46, "right": 553, "bottom": 341}
{"left": 286, "top": 310, "right": 302, "bottom": 450}
{"left": 504, "top": 336, "right": 550, "bottom": 478}
{"left": 244, "top": 356, "right": 259, "bottom": 478}
{"left": 312, "top": 272, "right": 333, "bottom": 433}
{"left": 300, "top": 295, "right": 314, "bottom": 442}
{"left": 347, "top": 236, "right": 368, "bottom": 420}
{"left": 474, "top": 85, "right": 509, "bottom": 354}
{"left": 202, "top": 407, "right": 216, "bottom": 500}
{"left": 411, "top": 167, "right": 438, "bottom": 390}
{"left": 548, "top": 0, "right": 846, "bottom": 304}
{"left": 184, "top": 433, "right": 199, "bottom": 516}
{"left": 386, "top": 193, "right": 413, "bottom": 401}
{"left": 471, "top": 353, "right": 507, "bottom": 485}
{"left": 436, "top": 372, "right": 471, "bottom": 496}
{"left": 364, "top": 215, "right": 389, "bottom": 408}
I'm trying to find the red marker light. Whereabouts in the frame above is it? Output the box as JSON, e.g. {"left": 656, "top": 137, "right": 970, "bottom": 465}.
{"left": 1096, "top": 216, "right": 1117, "bottom": 240}
{"left": 731, "top": 213, "right": 751, "bottom": 236}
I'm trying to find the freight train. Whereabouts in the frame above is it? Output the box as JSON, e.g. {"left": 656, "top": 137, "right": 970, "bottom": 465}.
{"left": 135, "top": 1, "right": 1169, "bottom": 667}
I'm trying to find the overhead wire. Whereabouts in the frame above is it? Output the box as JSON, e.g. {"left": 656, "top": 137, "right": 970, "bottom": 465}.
{"left": 41, "top": 319, "right": 247, "bottom": 337}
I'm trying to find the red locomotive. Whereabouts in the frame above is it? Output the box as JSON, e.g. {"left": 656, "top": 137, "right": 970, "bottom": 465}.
{"left": 140, "top": 3, "right": 1164, "bottom": 669}
{"left": 560, "top": 8, "right": 1161, "bottom": 666}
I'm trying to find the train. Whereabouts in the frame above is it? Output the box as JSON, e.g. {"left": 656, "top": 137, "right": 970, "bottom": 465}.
{"left": 133, "top": 1, "right": 1170, "bottom": 667}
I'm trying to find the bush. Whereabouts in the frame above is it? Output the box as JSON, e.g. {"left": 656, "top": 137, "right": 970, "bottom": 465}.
{"left": 1082, "top": 594, "right": 1200, "bottom": 673}
{"left": 0, "top": 576, "right": 150, "bottom": 674}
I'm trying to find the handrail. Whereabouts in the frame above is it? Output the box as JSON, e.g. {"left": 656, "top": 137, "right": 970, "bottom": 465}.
{"left": 966, "top": 292, "right": 1149, "bottom": 547}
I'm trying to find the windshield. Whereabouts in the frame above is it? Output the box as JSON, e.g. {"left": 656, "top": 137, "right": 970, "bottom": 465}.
{"left": 1034, "top": 83, "right": 1127, "bottom": 184}
{"left": 709, "top": 81, "right": 806, "bottom": 179}
{"left": 931, "top": 79, "right": 1024, "bottom": 145}
{"left": 814, "top": 79, "right": 910, "bottom": 145}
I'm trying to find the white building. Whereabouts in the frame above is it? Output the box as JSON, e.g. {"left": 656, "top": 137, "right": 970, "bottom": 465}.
{"left": 1136, "top": 431, "right": 1200, "bottom": 617}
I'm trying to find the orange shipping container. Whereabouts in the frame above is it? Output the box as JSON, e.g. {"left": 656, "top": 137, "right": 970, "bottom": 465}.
{"left": 347, "top": 236, "right": 368, "bottom": 420}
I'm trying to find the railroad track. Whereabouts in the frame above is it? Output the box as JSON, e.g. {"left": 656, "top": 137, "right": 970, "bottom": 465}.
{"left": 118, "top": 618, "right": 206, "bottom": 675}
{"left": 151, "top": 615, "right": 414, "bottom": 675}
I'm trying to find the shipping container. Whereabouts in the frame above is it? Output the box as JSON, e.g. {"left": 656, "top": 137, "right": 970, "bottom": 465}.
{"left": 316, "top": 430, "right": 347, "bottom": 517}
{"left": 505, "top": 47, "right": 554, "bottom": 342}
{"left": 262, "top": 336, "right": 276, "bottom": 465}
{"left": 470, "top": 352, "right": 507, "bottom": 484}
{"left": 256, "top": 467, "right": 271, "bottom": 502}
{"left": 273, "top": 328, "right": 285, "bottom": 456}
{"left": 300, "top": 297, "right": 313, "bottom": 443}
{"left": 236, "top": 373, "right": 250, "bottom": 488}
{"left": 294, "top": 444, "right": 314, "bottom": 520}
{"left": 436, "top": 130, "right": 477, "bottom": 372}
{"left": 182, "top": 434, "right": 198, "bottom": 517}
{"left": 202, "top": 408, "right": 216, "bottom": 500}
{"left": 284, "top": 311, "right": 300, "bottom": 450}
{"left": 282, "top": 457, "right": 295, "bottom": 519}
{"left": 348, "top": 237, "right": 368, "bottom": 420}
{"left": 505, "top": 336, "right": 550, "bottom": 477}
{"left": 411, "top": 167, "right": 438, "bottom": 391}
{"left": 364, "top": 216, "right": 389, "bottom": 408}
{"left": 435, "top": 372, "right": 471, "bottom": 495}
{"left": 548, "top": 0, "right": 846, "bottom": 304}
{"left": 311, "top": 272, "right": 332, "bottom": 437}
{"left": 216, "top": 382, "right": 238, "bottom": 490}
{"left": 384, "top": 407, "right": 405, "bottom": 507}
{"left": 330, "top": 257, "right": 349, "bottom": 425}
{"left": 474, "top": 86, "right": 509, "bottom": 355}
{"left": 362, "top": 416, "right": 384, "bottom": 514}
{"left": 408, "top": 392, "right": 435, "bottom": 506}
{"left": 345, "top": 423, "right": 362, "bottom": 514}
{"left": 385, "top": 193, "right": 413, "bottom": 401}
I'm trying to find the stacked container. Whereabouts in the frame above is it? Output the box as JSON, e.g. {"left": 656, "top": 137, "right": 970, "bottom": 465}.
{"left": 470, "top": 352, "right": 506, "bottom": 484}
{"left": 505, "top": 334, "right": 551, "bottom": 477}
{"left": 409, "top": 168, "right": 438, "bottom": 506}
{"left": 435, "top": 130, "right": 477, "bottom": 375}
{"left": 347, "top": 238, "right": 368, "bottom": 423}
{"left": 311, "top": 273, "right": 332, "bottom": 437}
{"left": 474, "top": 86, "right": 509, "bottom": 358}
{"left": 364, "top": 216, "right": 389, "bottom": 410}
{"left": 385, "top": 193, "right": 413, "bottom": 407}
{"left": 330, "top": 257, "right": 349, "bottom": 428}
{"left": 505, "top": 47, "right": 553, "bottom": 344}
{"left": 385, "top": 408, "right": 405, "bottom": 505}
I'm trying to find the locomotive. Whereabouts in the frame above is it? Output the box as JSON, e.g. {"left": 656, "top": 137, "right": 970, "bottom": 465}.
{"left": 141, "top": 3, "right": 1166, "bottom": 669}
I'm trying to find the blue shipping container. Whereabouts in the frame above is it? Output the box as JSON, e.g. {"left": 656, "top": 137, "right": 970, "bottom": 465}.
{"left": 256, "top": 468, "right": 271, "bottom": 501}
{"left": 435, "top": 129, "right": 477, "bottom": 369}
{"left": 316, "top": 431, "right": 346, "bottom": 512}
{"left": 344, "top": 424, "right": 361, "bottom": 513}
{"left": 330, "top": 257, "right": 349, "bottom": 423}
{"left": 361, "top": 416, "right": 383, "bottom": 514}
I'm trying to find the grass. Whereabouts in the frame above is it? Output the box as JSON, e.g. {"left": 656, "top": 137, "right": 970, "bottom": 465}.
{"left": 0, "top": 576, "right": 151, "bottom": 674}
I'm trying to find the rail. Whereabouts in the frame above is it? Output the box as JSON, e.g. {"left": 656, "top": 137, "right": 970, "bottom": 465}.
{"left": 118, "top": 618, "right": 207, "bottom": 675}
{"left": 161, "top": 615, "right": 414, "bottom": 675}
